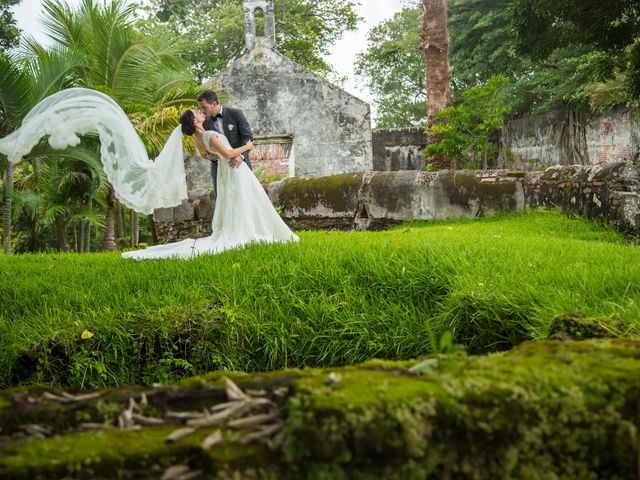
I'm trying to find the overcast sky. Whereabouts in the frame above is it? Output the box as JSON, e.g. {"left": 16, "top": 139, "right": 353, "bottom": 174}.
{"left": 12, "top": 0, "right": 407, "bottom": 104}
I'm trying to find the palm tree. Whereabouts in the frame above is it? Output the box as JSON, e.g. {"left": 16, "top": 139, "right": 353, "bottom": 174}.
{"left": 1, "top": 48, "right": 88, "bottom": 253}
{"left": 39, "top": 0, "right": 198, "bottom": 251}
{"left": 1, "top": 0, "right": 199, "bottom": 253}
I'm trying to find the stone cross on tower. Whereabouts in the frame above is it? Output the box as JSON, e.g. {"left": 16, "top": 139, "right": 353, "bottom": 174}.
{"left": 243, "top": 0, "right": 276, "bottom": 51}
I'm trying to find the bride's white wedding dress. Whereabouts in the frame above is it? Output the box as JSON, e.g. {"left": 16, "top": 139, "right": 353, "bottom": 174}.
{"left": 122, "top": 131, "right": 299, "bottom": 260}
{"left": 0, "top": 87, "right": 298, "bottom": 260}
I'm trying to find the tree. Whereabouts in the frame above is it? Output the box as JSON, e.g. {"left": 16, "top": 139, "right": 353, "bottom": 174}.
{"left": 511, "top": 0, "right": 640, "bottom": 103}
{"left": 354, "top": 7, "right": 426, "bottom": 128}
{"left": 0, "top": 46, "right": 90, "bottom": 253}
{"left": 1, "top": 0, "right": 198, "bottom": 253}
{"left": 0, "top": 0, "right": 20, "bottom": 52}
{"left": 424, "top": 75, "right": 510, "bottom": 169}
{"left": 136, "top": 0, "right": 360, "bottom": 81}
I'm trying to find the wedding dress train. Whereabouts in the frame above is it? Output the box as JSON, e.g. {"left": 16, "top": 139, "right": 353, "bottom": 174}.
{"left": 122, "top": 131, "right": 299, "bottom": 260}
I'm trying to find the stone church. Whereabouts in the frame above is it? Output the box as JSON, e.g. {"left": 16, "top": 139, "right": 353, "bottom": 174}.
{"left": 200, "top": 0, "right": 372, "bottom": 181}
{"left": 154, "top": 0, "right": 373, "bottom": 238}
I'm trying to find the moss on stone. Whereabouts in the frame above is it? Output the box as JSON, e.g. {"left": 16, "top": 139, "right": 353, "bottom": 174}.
{"left": 367, "top": 173, "right": 414, "bottom": 212}
{"left": 548, "top": 312, "right": 636, "bottom": 340}
{"left": 279, "top": 174, "right": 362, "bottom": 214}
{"left": 2, "top": 339, "right": 640, "bottom": 479}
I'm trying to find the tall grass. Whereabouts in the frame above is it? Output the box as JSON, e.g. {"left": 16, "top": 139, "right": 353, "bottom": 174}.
{"left": 1, "top": 210, "right": 638, "bottom": 388}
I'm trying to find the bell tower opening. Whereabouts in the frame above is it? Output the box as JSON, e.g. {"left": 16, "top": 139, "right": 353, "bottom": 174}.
{"left": 243, "top": 0, "right": 276, "bottom": 50}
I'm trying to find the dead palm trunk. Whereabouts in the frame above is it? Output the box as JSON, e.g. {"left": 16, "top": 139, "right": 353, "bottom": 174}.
{"left": 102, "top": 186, "right": 117, "bottom": 251}
{"left": 2, "top": 164, "right": 14, "bottom": 254}
{"left": 421, "top": 0, "right": 453, "bottom": 168}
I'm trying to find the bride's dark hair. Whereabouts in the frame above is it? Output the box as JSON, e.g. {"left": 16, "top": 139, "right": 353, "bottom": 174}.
{"left": 179, "top": 110, "right": 196, "bottom": 135}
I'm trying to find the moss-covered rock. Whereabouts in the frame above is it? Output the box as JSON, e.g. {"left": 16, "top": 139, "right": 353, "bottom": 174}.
{"left": 1, "top": 339, "right": 640, "bottom": 479}
{"left": 548, "top": 312, "right": 636, "bottom": 340}
{"left": 278, "top": 173, "right": 363, "bottom": 216}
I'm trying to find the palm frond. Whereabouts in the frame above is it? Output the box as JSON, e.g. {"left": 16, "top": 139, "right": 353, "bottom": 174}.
{"left": 41, "top": 0, "right": 87, "bottom": 49}
{"left": 0, "top": 54, "right": 32, "bottom": 133}
{"left": 12, "top": 190, "right": 44, "bottom": 221}
{"left": 26, "top": 47, "right": 88, "bottom": 104}
{"left": 40, "top": 204, "right": 73, "bottom": 226}
{"left": 68, "top": 210, "right": 105, "bottom": 229}
{"left": 589, "top": 73, "right": 627, "bottom": 110}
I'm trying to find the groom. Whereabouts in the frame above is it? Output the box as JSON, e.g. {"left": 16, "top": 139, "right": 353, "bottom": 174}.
{"left": 197, "top": 90, "right": 254, "bottom": 196}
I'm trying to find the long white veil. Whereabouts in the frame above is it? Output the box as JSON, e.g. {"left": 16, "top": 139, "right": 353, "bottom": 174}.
{"left": 0, "top": 88, "right": 187, "bottom": 214}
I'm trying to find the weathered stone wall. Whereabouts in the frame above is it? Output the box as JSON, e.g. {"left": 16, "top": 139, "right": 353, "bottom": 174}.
{"left": 529, "top": 162, "right": 640, "bottom": 233}
{"left": 372, "top": 128, "right": 427, "bottom": 171}
{"left": 215, "top": 46, "right": 373, "bottom": 178}
{"left": 505, "top": 107, "right": 640, "bottom": 169}
{"left": 153, "top": 163, "right": 640, "bottom": 242}
{"left": 268, "top": 170, "right": 529, "bottom": 231}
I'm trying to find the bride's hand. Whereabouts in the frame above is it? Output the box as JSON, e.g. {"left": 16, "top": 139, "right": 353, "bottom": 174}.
{"left": 246, "top": 140, "right": 254, "bottom": 150}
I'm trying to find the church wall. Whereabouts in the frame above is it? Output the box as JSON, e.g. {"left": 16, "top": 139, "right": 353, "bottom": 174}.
{"left": 215, "top": 47, "right": 373, "bottom": 178}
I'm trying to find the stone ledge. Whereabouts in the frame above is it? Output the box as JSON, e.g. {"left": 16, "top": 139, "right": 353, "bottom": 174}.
{"left": 153, "top": 163, "right": 640, "bottom": 243}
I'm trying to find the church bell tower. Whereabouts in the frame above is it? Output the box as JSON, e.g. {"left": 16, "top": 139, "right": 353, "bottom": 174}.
{"left": 243, "top": 0, "right": 276, "bottom": 50}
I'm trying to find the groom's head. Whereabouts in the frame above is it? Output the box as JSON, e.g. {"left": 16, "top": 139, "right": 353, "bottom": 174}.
{"left": 198, "top": 90, "right": 221, "bottom": 117}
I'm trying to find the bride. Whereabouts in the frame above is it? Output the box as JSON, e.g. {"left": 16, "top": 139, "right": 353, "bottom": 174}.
{"left": 122, "top": 110, "right": 299, "bottom": 260}
{"left": 0, "top": 88, "right": 298, "bottom": 259}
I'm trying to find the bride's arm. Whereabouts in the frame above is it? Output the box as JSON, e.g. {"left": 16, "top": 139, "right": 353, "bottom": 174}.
{"left": 207, "top": 134, "right": 254, "bottom": 159}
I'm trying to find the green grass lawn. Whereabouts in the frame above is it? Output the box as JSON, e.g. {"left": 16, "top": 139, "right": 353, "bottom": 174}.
{"left": 1, "top": 210, "right": 638, "bottom": 389}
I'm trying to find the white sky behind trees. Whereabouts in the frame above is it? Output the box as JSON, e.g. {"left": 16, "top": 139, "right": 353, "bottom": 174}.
{"left": 12, "top": 0, "right": 408, "bottom": 104}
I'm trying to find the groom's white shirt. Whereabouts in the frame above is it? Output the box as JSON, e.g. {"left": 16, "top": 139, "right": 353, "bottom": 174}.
{"left": 214, "top": 106, "right": 224, "bottom": 134}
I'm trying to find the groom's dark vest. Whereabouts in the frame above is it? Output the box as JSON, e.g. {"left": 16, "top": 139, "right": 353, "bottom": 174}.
{"left": 203, "top": 106, "right": 253, "bottom": 162}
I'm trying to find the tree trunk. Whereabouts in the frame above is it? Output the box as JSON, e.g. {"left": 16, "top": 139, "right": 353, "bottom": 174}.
{"left": 421, "top": 0, "right": 453, "bottom": 169}
{"left": 121, "top": 204, "right": 128, "bottom": 238}
{"left": 78, "top": 221, "right": 85, "bottom": 253}
{"left": 421, "top": 0, "right": 452, "bottom": 127}
{"left": 148, "top": 214, "right": 158, "bottom": 245}
{"left": 55, "top": 213, "right": 69, "bottom": 252}
{"left": 102, "top": 187, "right": 117, "bottom": 252}
{"left": 2, "top": 164, "right": 14, "bottom": 254}
{"left": 115, "top": 202, "right": 124, "bottom": 238}
{"left": 131, "top": 211, "right": 139, "bottom": 248}
{"left": 558, "top": 109, "right": 589, "bottom": 166}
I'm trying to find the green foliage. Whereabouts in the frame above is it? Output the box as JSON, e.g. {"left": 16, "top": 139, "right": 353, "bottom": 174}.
{"left": 136, "top": 0, "right": 360, "bottom": 81}
{"left": 425, "top": 75, "right": 510, "bottom": 169}
{"left": 448, "top": 0, "right": 617, "bottom": 115}
{"left": 511, "top": 0, "right": 640, "bottom": 102}
{"left": 0, "top": 0, "right": 20, "bottom": 52}
{"left": 354, "top": 5, "right": 425, "bottom": 127}
{"left": 356, "top": 0, "right": 636, "bottom": 126}
{"left": 448, "top": 0, "right": 522, "bottom": 90}
{"left": 1, "top": 211, "right": 639, "bottom": 389}
{"left": 0, "top": 0, "right": 201, "bottom": 253}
